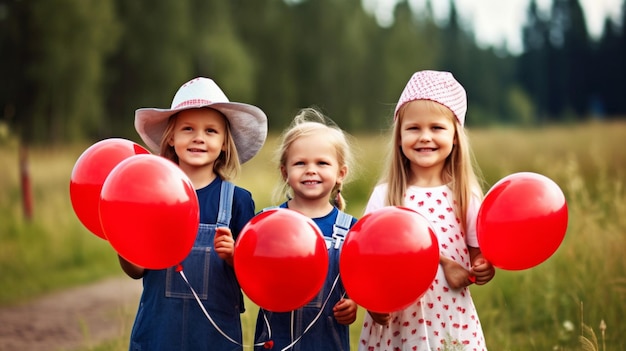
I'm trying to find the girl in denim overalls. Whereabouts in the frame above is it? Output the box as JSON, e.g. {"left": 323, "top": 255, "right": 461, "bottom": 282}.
{"left": 121, "top": 77, "right": 267, "bottom": 351}
{"left": 253, "top": 108, "right": 358, "bottom": 351}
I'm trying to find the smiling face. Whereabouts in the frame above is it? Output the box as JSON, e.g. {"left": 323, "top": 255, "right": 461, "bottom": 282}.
{"left": 281, "top": 133, "right": 347, "bottom": 205}
{"left": 399, "top": 100, "right": 457, "bottom": 182}
{"left": 168, "top": 108, "right": 227, "bottom": 175}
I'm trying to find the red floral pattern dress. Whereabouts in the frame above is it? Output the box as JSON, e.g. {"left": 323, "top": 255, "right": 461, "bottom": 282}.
{"left": 358, "top": 184, "right": 487, "bottom": 351}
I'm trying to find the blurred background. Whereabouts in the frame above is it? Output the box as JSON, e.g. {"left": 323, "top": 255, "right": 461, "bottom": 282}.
{"left": 1, "top": 0, "right": 625, "bottom": 144}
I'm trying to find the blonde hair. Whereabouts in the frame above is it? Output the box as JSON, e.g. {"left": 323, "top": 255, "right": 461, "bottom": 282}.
{"left": 381, "top": 100, "right": 483, "bottom": 230}
{"left": 159, "top": 107, "right": 241, "bottom": 180}
{"left": 274, "top": 107, "right": 354, "bottom": 211}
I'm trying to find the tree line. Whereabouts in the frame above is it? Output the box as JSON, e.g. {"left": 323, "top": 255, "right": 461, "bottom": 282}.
{"left": 0, "top": 0, "right": 624, "bottom": 144}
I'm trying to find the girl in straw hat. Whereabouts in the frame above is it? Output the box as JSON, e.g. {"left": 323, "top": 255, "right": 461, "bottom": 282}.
{"left": 358, "top": 71, "right": 495, "bottom": 351}
{"left": 119, "top": 77, "right": 267, "bottom": 351}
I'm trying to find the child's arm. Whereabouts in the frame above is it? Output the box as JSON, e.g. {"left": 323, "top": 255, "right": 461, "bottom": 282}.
{"left": 118, "top": 255, "right": 145, "bottom": 279}
{"left": 214, "top": 227, "right": 235, "bottom": 266}
{"left": 333, "top": 298, "right": 358, "bottom": 325}
{"left": 468, "top": 247, "right": 495, "bottom": 285}
{"left": 368, "top": 311, "right": 391, "bottom": 326}
{"left": 440, "top": 256, "right": 472, "bottom": 289}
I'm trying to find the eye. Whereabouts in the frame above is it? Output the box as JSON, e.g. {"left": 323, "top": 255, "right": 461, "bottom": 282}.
{"left": 206, "top": 128, "right": 218, "bottom": 134}
{"left": 182, "top": 126, "right": 193, "bottom": 131}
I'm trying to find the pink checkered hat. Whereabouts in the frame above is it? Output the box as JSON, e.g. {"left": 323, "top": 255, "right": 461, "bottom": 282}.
{"left": 135, "top": 77, "right": 267, "bottom": 164}
{"left": 394, "top": 70, "right": 467, "bottom": 125}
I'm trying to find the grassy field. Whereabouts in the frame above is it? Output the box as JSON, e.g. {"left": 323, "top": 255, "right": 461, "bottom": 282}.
{"left": 1, "top": 120, "right": 625, "bottom": 350}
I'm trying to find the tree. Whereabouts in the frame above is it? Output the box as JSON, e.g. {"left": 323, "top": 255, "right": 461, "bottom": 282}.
{"left": 232, "top": 0, "right": 300, "bottom": 129}
{"left": 519, "top": 0, "right": 551, "bottom": 122}
{"left": 1, "top": 0, "right": 120, "bottom": 144}
{"left": 592, "top": 19, "right": 622, "bottom": 117}
{"left": 557, "top": 0, "right": 591, "bottom": 118}
{"left": 189, "top": 0, "right": 256, "bottom": 102}
{"left": 105, "top": 0, "right": 194, "bottom": 139}
{"left": 543, "top": 0, "right": 590, "bottom": 120}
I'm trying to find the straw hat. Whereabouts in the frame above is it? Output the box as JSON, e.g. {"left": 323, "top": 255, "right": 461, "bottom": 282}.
{"left": 135, "top": 77, "right": 267, "bottom": 163}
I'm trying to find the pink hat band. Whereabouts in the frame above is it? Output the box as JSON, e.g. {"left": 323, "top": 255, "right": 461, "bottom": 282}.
{"left": 173, "top": 99, "right": 214, "bottom": 109}
{"left": 394, "top": 70, "right": 467, "bottom": 125}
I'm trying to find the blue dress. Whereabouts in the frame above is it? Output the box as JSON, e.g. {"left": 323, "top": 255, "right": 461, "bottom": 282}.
{"left": 129, "top": 178, "right": 255, "bottom": 351}
{"left": 253, "top": 204, "right": 357, "bottom": 351}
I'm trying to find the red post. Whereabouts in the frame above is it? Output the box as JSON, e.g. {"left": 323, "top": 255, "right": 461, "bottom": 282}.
{"left": 19, "top": 144, "right": 33, "bottom": 221}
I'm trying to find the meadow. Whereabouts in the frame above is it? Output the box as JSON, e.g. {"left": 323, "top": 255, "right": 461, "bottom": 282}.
{"left": 0, "top": 120, "right": 624, "bottom": 350}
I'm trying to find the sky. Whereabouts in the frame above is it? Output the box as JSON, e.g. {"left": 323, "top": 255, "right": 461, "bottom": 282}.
{"left": 362, "top": 0, "right": 624, "bottom": 54}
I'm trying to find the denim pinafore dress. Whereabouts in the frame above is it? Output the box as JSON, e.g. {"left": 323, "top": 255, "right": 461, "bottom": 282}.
{"left": 254, "top": 209, "right": 354, "bottom": 351}
{"left": 130, "top": 181, "right": 244, "bottom": 351}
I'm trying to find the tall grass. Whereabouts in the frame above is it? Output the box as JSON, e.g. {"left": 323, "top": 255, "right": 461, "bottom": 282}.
{"left": 468, "top": 121, "right": 626, "bottom": 351}
{"left": 0, "top": 141, "right": 120, "bottom": 306}
{"left": 0, "top": 121, "right": 624, "bottom": 350}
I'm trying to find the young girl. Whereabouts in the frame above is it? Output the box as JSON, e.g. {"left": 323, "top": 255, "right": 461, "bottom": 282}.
{"left": 358, "top": 71, "right": 495, "bottom": 351}
{"left": 119, "top": 77, "right": 267, "bottom": 351}
{"left": 253, "top": 107, "right": 358, "bottom": 351}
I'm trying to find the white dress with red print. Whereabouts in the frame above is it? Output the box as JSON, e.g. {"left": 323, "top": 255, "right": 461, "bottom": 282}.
{"left": 358, "top": 184, "right": 487, "bottom": 351}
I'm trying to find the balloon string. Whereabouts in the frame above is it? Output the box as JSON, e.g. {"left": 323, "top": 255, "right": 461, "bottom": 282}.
{"left": 178, "top": 270, "right": 248, "bottom": 347}
{"left": 179, "top": 269, "right": 341, "bottom": 350}
{"left": 274, "top": 273, "right": 341, "bottom": 351}
{"left": 255, "top": 312, "right": 272, "bottom": 348}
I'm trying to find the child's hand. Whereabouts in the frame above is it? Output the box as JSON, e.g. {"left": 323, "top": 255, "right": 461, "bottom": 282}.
{"left": 469, "top": 257, "right": 495, "bottom": 285}
{"left": 214, "top": 227, "right": 235, "bottom": 265}
{"left": 440, "top": 256, "right": 472, "bottom": 289}
{"left": 333, "top": 298, "right": 357, "bottom": 325}
{"left": 368, "top": 311, "right": 391, "bottom": 326}
{"left": 118, "top": 254, "right": 145, "bottom": 279}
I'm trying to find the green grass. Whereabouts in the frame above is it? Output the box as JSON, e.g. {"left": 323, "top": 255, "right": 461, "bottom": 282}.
{"left": 0, "top": 141, "right": 120, "bottom": 306}
{"left": 1, "top": 120, "right": 625, "bottom": 350}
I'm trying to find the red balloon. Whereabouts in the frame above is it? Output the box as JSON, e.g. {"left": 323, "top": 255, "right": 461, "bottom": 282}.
{"left": 234, "top": 208, "right": 329, "bottom": 312}
{"left": 70, "top": 138, "right": 150, "bottom": 239}
{"left": 339, "top": 206, "right": 439, "bottom": 313}
{"left": 477, "top": 172, "right": 568, "bottom": 270}
{"left": 99, "top": 154, "right": 199, "bottom": 269}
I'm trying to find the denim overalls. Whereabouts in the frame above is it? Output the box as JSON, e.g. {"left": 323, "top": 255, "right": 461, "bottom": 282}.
{"left": 130, "top": 181, "right": 244, "bottom": 351}
{"left": 254, "top": 208, "right": 354, "bottom": 351}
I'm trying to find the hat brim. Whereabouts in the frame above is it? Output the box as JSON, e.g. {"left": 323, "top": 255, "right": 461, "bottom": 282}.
{"left": 135, "top": 102, "right": 267, "bottom": 164}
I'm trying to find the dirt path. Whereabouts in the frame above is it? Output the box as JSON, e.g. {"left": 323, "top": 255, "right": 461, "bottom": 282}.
{"left": 0, "top": 276, "right": 143, "bottom": 351}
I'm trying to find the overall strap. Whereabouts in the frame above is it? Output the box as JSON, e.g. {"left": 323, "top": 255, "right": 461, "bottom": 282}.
{"left": 216, "top": 181, "right": 235, "bottom": 227}
{"left": 331, "top": 211, "right": 354, "bottom": 249}
{"left": 261, "top": 206, "right": 279, "bottom": 212}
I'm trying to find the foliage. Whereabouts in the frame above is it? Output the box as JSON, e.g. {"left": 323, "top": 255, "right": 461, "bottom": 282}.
{"left": 1, "top": 0, "right": 625, "bottom": 145}
{"left": 0, "top": 0, "right": 120, "bottom": 143}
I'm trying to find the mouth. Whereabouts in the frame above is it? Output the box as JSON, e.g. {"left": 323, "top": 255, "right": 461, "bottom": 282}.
{"left": 187, "top": 148, "right": 206, "bottom": 153}
{"left": 301, "top": 180, "right": 321, "bottom": 185}
{"left": 416, "top": 147, "right": 437, "bottom": 152}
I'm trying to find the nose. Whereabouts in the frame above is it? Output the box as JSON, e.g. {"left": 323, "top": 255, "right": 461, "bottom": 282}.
{"left": 418, "top": 131, "right": 432, "bottom": 142}
{"left": 191, "top": 131, "right": 205, "bottom": 143}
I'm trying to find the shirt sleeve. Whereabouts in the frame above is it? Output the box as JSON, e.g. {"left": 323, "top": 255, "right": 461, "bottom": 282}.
{"left": 465, "top": 192, "right": 482, "bottom": 248}
{"left": 363, "top": 183, "right": 388, "bottom": 216}
{"left": 231, "top": 187, "right": 256, "bottom": 239}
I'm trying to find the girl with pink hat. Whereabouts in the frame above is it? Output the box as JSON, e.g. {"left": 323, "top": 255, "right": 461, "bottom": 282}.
{"left": 358, "top": 70, "right": 495, "bottom": 351}
{"left": 119, "top": 77, "right": 267, "bottom": 351}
